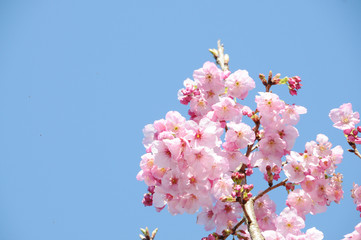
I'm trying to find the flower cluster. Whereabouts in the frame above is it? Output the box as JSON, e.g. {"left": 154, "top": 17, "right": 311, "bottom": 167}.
{"left": 343, "top": 127, "right": 361, "bottom": 144}
{"left": 351, "top": 183, "right": 361, "bottom": 216}
{"left": 138, "top": 62, "right": 257, "bottom": 233}
{"left": 262, "top": 208, "right": 324, "bottom": 240}
{"left": 137, "top": 59, "right": 347, "bottom": 239}
{"left": 287, "top": 76, "right": 302, "bottom": 96}
{"left": 256, "top": 134, "right": 344, "bottom": 239}
{"left": 284, "top": 135, "right": 344, "bottom": 213}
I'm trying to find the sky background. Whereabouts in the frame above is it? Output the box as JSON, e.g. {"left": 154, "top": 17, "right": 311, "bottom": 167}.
{"left": 0, "top": 0, "right": 361, "bottom": 239}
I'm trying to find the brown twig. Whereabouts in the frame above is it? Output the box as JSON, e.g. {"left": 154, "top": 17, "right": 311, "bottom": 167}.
{"left": 254, "top": 178, "right": 288, "bottom": 201}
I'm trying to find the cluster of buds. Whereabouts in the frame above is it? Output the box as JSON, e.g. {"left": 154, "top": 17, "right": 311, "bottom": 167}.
{"left": 264, "top": 165, "right": 281, "bottom": 187}
{"left": 259, "top": 72, "right": 302, "bottom": 96}
{"left": 178, "top": 79, "right": 200, "bottom": 105}
{"left": 201, "top": 233, "right": 217, "bottom": 240}
{"left": 285, "top": 182, "right": 295, "bottom": 193}
{"left": 139, "top": 227, "right": 158, "bottom": 240}
{"left": 142, "top": 186, "right": 155, "bottom": 207}
{"left": 344, "top": 126, "right": 361, "bottom": 144}
{"left": 231, "top": 183, "right": 254, "bottom": 202}
{"left": 287, "top": 76, "right": 302, "bottom": 96}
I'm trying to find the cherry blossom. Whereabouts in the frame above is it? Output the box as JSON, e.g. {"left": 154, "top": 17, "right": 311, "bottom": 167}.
{"left": 329, "top": 103, "right": 360, "bottom": 130}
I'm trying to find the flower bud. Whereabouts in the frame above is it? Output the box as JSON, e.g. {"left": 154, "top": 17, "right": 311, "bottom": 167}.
{"left": 344, "top": 128, "right": 352, "bottom": 136}
{"left": 245, "top": 168, "right": 253, "bottom": 176}
{"left": 259, "top": 73, "right": 267, "bottom": 86}
{"left": 348, "top": 135, "right": 356, "bottom": 142}
{"left": 352, "top": 129, "right": 359, "bottom": 136}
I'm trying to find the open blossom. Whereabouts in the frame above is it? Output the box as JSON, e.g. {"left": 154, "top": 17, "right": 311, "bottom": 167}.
{"left": 213, "top": 201, "right": 243, "bottom": 234}
{"left": 286, "top": 189, "right": 312, "bottom": 218}
{"left": 352, "top": 183, "right": 361, "bottom": 216}
{"left": 225, "top": 69, "right": 255, "bottom": 99}
{"left": 258, "top": 132, "right": 287, "bottom": 157}
{"left": 212, "top": 174, "right": 234, "bottom": 199}
{"left": 224, "top": 121, "right": 255, "bottom": 150}
{"left": 262, "top": 230, "right": 286, "bottom": 240}
{"left": 329, "top": 103, "right": 360, "bottom": 130}
{"left": 212, "top": 97, "right": 240, "bottom": 121}
{"left": 284, "top": 152, "right": 306, "bottom": 183}
{"left": 185, "top": 117, "right": 223, "bottom": 148}
{"left": 275, "top": 207, "right": 305, "bottom": 236}
{"left": 255, "top": 92, "right": 285, "bottom": 116}
{"left": 250, "top": 151, "right": 282, "bottom": 174}
{"left": 190, "top": 94, "right": 212, "bottom": 117}
{"left": 193, "top": 61, "right": 224, "bottom": 94}
{"left": 281, "top": 104, "right": 307, "bottom": 125}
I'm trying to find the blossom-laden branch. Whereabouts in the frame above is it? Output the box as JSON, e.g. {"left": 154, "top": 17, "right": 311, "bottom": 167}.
{"left": 137, "top": 41, "right": 346, "bottom": 240}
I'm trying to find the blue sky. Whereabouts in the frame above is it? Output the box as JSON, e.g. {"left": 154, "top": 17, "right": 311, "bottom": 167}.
{"left": 0, "top": 0, "right": 360, "bottom": 239}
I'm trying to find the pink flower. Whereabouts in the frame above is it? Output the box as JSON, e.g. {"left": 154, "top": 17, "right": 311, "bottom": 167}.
{"left": 185, "top": 117, "right": 223, "bottom": 148}
{"left": 352, "top": 183, "right": 361, "bottom": 207}
{"left": 314, "top": 134, "right": 332, "bottom": 157}
{"left": 212, "top": 97, "right": 241, "bottom": 121}
{"left": 250, "top": 151, "right": 282, "bottom": 175}
{"left": 184, "top": 146, "right": 215, "bottom": 177}
{"left": 197, "top": 208, "right": 216, "bottom": 231}
{"left": 225, "top": 70, "right": 255, "bottom": 100}
{"left": 262, "top": 230, "right": 286, "bottom": 240}
{"left": 223, "top": 151, "right": 248, "bottom": 171}
{"left": 193, "top": 61, "right": 224, "bottom": 94}
{"left": 224, "top": 121, "right": 255, "bottom": 150}
{"left": 281, "top": 104, "right": 307, "bottom": 125}
{"left": 305, "top": 227, "right": 324, "bottom": 240}
{"left": 286, "top": 189, "right": 312, "bottom": 217}
{"left": 259, "top": 132, "right": 287, "bottom": 157}
{"left": 284, "top": 152, "right": 306, "bottom": 184}
{"left": 255, "top": 92, "right": 285, "bottom": 115}
{"left": 213, "top": 201, "right": 243, "bottom": 234}
{"left": 275, "top": 123, "right": 299, "bottom": 151}
{"left": 212, "top": 174, "right": 234, "bottom": 199}
{"left": 178, "top": 78, "right": 199, "bottom": 105}
{"left": 329, "top": 103, "right": 360, "bottom": 130}
{"left": 165, "top": 111, "right": 186, "bottom": 136}
{"left": 152, "top": 139, "right": 181, "bottom": 168}
{"left": 142, "top": 124, "right": 156, "bottom": 148}
{"left": 276, "top": 207, "right": 305, "bottom": 236}
{"left": 190, "top": 94, "right": 212, "bottom": 117}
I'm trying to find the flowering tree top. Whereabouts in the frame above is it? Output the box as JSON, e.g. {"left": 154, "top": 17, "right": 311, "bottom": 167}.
{"left": 137, "top": 41, "right": 361, "bottom": 240}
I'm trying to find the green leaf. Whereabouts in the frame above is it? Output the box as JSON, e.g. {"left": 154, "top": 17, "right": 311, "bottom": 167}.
{"left": 279, "top": 77, "right": 289, "bottom": 85}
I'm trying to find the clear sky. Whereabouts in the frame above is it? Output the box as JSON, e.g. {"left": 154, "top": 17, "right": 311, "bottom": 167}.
{"left": 0, "top": 0, "right": 360, "bottom": 239}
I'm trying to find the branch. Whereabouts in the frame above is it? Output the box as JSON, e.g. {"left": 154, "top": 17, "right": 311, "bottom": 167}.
{"left": 254, "top": 178, "right": 288, "bottom": 201}
{"left": 352, "top": 147, "right": 361, "bottom": 159}
{"left": 242, "top": 179, "right": 288, "bottom": 240}
{"left": 347, "top": 141, "right": 361, "bottom": 160}
{"left": 244, "top": 198, "right": 265, "bottom": 240}
{"left": 209, "top": 40, "right": 229, "bottom": 72}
